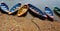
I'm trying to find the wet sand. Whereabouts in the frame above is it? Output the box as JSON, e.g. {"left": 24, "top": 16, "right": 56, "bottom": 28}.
{"left": 0, "top": 12, "right": 60, "bottom": 31}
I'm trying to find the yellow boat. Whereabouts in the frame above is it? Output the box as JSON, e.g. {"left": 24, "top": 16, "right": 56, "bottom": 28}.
{"left": 17, "top": 5, "right": 28, "bottom": 16}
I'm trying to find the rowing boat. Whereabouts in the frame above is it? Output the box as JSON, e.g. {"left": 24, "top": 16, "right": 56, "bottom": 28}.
{"left": 54, "top": 7, "right": 60, "bottom": 15}
{"left": 28, "top": 4, "right": 47, "bottom": 18}
{"left": 45, "top": 6, "right": 54, "bottom": 19}
{"left": 0, "top": 2, "right": 21, "bottom": 14}
{"left": 8, "top": 3, "right": 21, "bottom": 14}
{"left": 0, "top": 2, "right": 9, "bottom": 13}
{"left": 17, "top": 5, "right": 28, "bottom": 16}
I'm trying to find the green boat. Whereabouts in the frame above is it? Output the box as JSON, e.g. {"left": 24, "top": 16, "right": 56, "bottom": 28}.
{"left": 54, "top": 7, "right": 60, "bottom": 15}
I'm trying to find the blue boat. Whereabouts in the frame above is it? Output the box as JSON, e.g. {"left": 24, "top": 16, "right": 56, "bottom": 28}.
{"left": 0, "top": 2, "right": 9, "bottom": 13}
{"left": 0, "top": 2, "right": 21, "bottom": 14}
{"left": 28, "top": 4, "right": 47, "bottom": 18}
{"left": 45, "top": 7, "right": 54, "bottom": 19}
{"left": 9, "top": 3, "right": 21, "bottom": 14}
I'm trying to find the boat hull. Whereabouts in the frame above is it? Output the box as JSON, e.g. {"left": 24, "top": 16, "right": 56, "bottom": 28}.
{"left": 28, "top": 4, "right": 47, "bottom": 18}
{"left": 0, "top": 2, "right": 9, "bottom": 13}
{"left": 45, "top": 7, "right": 54, "bottom": 19}
{"left": 54, "top": 7, "right": 60, "bottom": 15}
{"left": 8, "top": 3, "right": 21, "bottom": 14}
{"left": 17, "top": 5, "right": 28, "bottom": 16}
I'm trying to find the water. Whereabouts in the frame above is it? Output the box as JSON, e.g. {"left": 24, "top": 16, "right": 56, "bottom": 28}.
{"left": 0, "top": 0, "right": 60, "bottom": 21}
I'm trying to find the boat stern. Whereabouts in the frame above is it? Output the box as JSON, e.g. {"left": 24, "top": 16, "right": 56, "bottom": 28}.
{"left": 42, "top": 15, "right": 47, "bottom": 18}
{"left": 8, "top": 12, "right": 12, "bottom": 15}
{"left": 50, "top": 16, "right": 54, "bottom": 19}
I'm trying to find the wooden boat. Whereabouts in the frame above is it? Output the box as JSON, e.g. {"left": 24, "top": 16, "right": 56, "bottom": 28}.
{"left": 45, "top": 6, "right": 54, "bottom": 19}
{"left": 8, "top": 3, "right": 21, "bottom": 14}
{"left": 54, "top": 7, "right": 60, "bottom": 15}
{"left": 17, "top": 5, "right": 28, "bottom": 16}
{"left": 28, "top": 4, "right": 47, "bottom": 18}
{"left": 0, "top": 2, "right": 9, "bottom": 13}
{"left": 0, "top": 2, "right": 21, "bottom": 14}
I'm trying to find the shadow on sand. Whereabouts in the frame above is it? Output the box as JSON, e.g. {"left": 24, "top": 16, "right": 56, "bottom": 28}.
{"left": 0, "top": 8, "right": 8, "bottom": 14}
{"left": 46, "top": 15, "right": 54, "bottom": 22}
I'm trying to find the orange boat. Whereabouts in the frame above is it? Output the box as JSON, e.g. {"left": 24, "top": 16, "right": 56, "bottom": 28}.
{"left": 17, "top": 5, "right": 28, "bottom": 16}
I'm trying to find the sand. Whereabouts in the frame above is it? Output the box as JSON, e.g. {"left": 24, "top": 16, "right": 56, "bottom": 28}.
{"left": 0, "top": 13, "right": 60, "bottom": 31}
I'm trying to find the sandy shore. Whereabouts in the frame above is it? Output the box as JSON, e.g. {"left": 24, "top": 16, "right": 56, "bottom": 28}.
{"left": 0, "top": 13, "right": 60, "bottom": 31}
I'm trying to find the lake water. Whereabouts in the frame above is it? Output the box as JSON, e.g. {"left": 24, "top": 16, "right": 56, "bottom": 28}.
{"left": 0, "top": 0, "right": 60, "bottom": 21}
